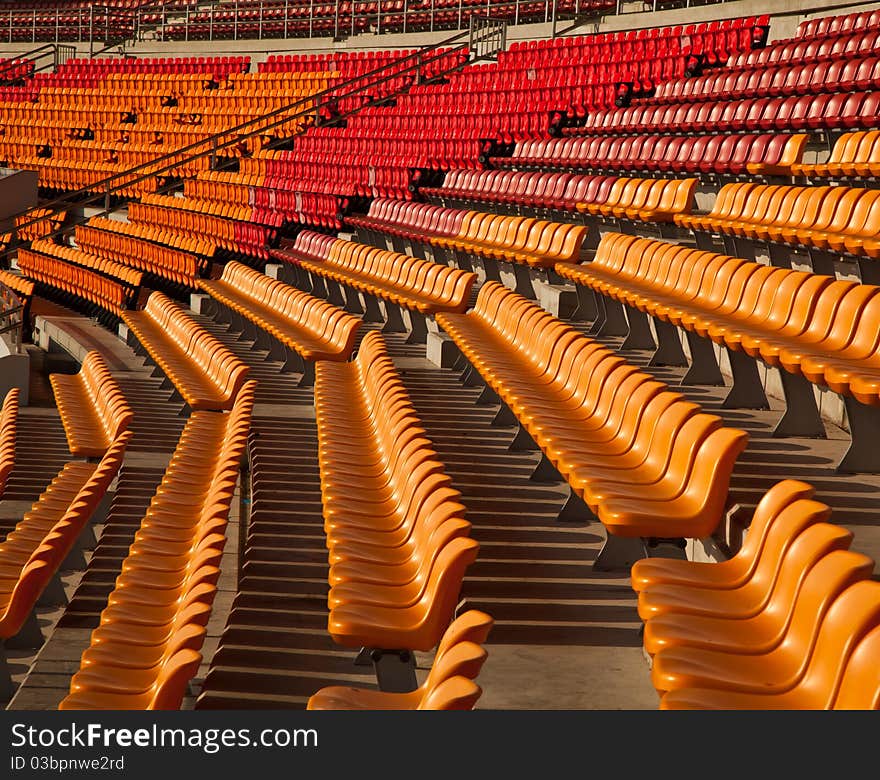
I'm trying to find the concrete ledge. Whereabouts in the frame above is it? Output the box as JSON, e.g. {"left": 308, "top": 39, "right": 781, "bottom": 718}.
{"left": 0, "top": 343, "right": 30, "bottom": 406}
{"left": 426, "top": 331, "right": 461, "bottom": 369}
{"left": 264, "top": 263, "right": 284, "bottom": 280}
{"left": 252, "top": 402, "right": 316, "bottom": 419}
{"left": 536, "top": 281, "right": 580, "bottom": 319}
{"left": 34, "top": 315, "right": 141, "bottom": 373}
{"left": 190, "top": 292, "right": 213, "bottom": 315}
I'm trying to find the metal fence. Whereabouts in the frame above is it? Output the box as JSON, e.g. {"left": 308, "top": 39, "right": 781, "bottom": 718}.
{"left": 0, "top": 0, "right": 591, "bottom": 43}
{"left": 0, "top": 0, "right": 747, "bottom": 44}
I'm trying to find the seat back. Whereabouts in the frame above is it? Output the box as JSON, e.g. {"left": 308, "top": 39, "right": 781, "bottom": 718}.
{"left": 0, "top": 387, "right": 19, "bottom": 497}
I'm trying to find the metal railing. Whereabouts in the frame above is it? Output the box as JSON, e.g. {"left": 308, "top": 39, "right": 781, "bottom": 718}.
{"left": 469, "top": 15, "right": 507, "bottom": 59}
{"left": 0, "top": 43, "right": 76, "bottom": 83}
{"left": 0, "top": 5, "right": 134, "bottom": 45}
{"left": 0, "top": 0, "right": 769, "bottom": 45}
{"left": 0, "top": 283, "right": 25, "bottom": 353}
{"left": 0, "top": 1, "right": 175, "bottom": 48}
{"left": 0, "top": 20, "right": 507, "bottom": 264}
{"left": 134, "top": 0, "right": 587, "bottom": 41}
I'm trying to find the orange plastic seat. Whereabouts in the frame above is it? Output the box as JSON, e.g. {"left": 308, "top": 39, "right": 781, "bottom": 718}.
{"left": 636, "top": 497, "right": 833, "bottom": 623}
{"left": 59, "top": 382, "right": 255, "bottom": 711}
{"left": 630, "top": 479, "right": 815, "bottom": 593}
{"left": 273, "top": 231, "right": 476, "bottom": 315}
{"left": 642, "top": 520, "right": 853, "bottom": 656}
{"left": 200, "top": 261, "right": 361, "bottom": 383}
{"left": 651, "top": 550, "right": 876, "bottom": 697}
{"left": 49, "top": 351, "right": 134, "bottom": 458}
{"left": 659, "top": 581, "right": 880, "bottom": 709}
{"left": 122, "top": 291, "right": 250, "bottom": 411}
{"left": 307, "top": 610, "right": 493, "bottom": 710}
{"left": 0, "top": 388, "right": 20, "bottom": 498}
{"left": 437, "top": 281, "right": 748, "bottom": 567}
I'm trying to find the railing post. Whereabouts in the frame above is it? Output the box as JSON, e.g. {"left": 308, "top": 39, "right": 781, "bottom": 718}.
{"left": 334, "top": 0, "right": 339, "bottom": 39}
{"left": 259, "top": 0, "right": 263, "bottom": 39}
{"left": 285, "top": 0, "right": 289, "bottom": 39}
{"left": 430, "top": 0, "right": 434, "bottom": 33}
{"left": 402, "top": 0, "right": 408, "bottom": 34}
{"left": 377, "top": 0, "right": 381, "bottom": 35}
{"left": 309, "top": 0, "right": 314, "bottom": 37}
{"left": 209, "top": 7, "right": 214, "bottom": 40}
{"left": 234, "top": 0, "right": 239, "bottom": 41}
{"left": 515, "top": 0, "right": 519, "bottom": 26}
{"left": 457, "top": 0, "right": 462, "bottom": 30}
{"left": 55, "top": 3, "right": 60, "bottom": 43}
{"left": 185, "top": 6, "right": 189, "bottom": 41}
{"left": 89, "top": 5, "right": 94, "bottom": 56}
{"left": 352, "top": 0, "right": 356, "bottom": 37}
{"left": 32, "top": 9, "right": 36, "bottom": 44}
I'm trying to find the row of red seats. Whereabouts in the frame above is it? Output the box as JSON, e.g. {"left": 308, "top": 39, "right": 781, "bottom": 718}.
{"left": 648, "top": 51, "right": 880, "bottom": 106}
{"left": 397, "top": 82, "right": 613, "bottom": 125}
{"left": 503, "top": 16, "right": 767, "bottom": 67}
{"left": 490, "top": 133, "right": 807, "bottom": 177}
{"left": 242, "top": 157, "right": 415, "bottom": 199}
{"left": 186, "top": 176, "right": 346, "bottom": 230}
{"left": 164, "top": 16, "right": 764, "bottom": 218}
{"left": 728, "top": 11, "right": 880, "bottom": 71}
{"left": 54, "top": 55, "right": 249, "bottom": 79}
{"left": 0, "top": 86, "right": 37, "bottom": 102}
{"left": 0, "top": 9, "right": 134, "bottom": 43}
{"left": 19, "top": 56, "right": 251, "bottom": 92}
{"left": 457, "top": 58, "right": 688, "bottom": 98}
{"left": 797, "top": 8, "right": 880, "bottom": 40}
{"left": 3, "top": 0, "right": 156, "bottom": 7}
{"left": 0, "top": 58, "right": 35, "bottom": 82}
{"left": 456, "top": 22, "right": 763, "bottom": 100}
{"left": 702, "top": 26, "right": 880, "bottom": 78}
{"left": 262, "top": 49, "right": 418, "bottom": 72}
{"left": 568, "top": 91, "right": 880, "bottom": 137}
{"left": 420, "top": 169, "right": 619, "bottom": 212}
{"left": 293, "top": 137, "right": 484, "bottom": 171}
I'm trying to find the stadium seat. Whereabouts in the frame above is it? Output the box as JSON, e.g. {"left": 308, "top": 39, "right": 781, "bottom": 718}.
{"left": 49, "top": 351, "right": 134, "bottom": 459}
{"left": 122, "top": 291, "right": 251, "bottom": 411}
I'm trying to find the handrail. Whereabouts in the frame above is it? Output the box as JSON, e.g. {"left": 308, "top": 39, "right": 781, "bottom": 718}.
{"left": 0, "top": 0, "right": 583, "bottom": 44}
{"left": 89, "top": 0, "right": 195, "bottom": 56}
{"left": 1, "top": 19, "right": 506, "bottom": 263}
{"left": 138, "top": 0, "right": 578, "bottom": 41}
{"left": 0, "top": 43, "right": 69, "bottom": 82}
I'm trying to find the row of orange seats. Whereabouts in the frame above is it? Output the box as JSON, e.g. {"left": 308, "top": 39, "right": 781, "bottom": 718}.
{"left": 16, "top": 247, "right": 132, "bottom": 320}
{"left": 74, "top": 223, "right": 206, "bottom": 289}
{"left": 133, "top": 194, "right": 275, "bottom": 260}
